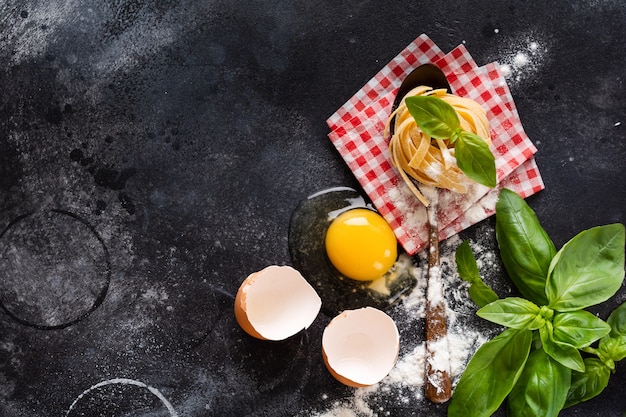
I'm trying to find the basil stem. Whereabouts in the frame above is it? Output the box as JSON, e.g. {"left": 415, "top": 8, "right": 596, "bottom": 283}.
{"left": 495, "top": 188, "right": 556, "bottom": 305}
{"left": 546, "top": 224, "right": 625, "bottom": 311}
{"left": 448, "top": 328, "right": 532, "bottom": 417}
{"left": 508, "top": 348, "right": 571, "bottom": 417}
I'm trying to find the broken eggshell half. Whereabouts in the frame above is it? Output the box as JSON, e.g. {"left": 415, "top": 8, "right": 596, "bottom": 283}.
{"left": 234, "top": 265, "right": 322, "bottom": 341}
{"left": 322, "top": 306, "right": 400, "bottom": 387}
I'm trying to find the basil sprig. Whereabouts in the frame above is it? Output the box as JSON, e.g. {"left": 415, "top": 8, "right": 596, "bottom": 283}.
{"left": 449, "top": 188, "right": 626, "bottom": 417}
{"left": 405, "top": 95, "right": 496, "bottom": 188}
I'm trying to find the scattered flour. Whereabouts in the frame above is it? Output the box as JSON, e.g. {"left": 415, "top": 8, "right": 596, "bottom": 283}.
{"left": 427, "top": 338, "right": 451, "bottom": 372}
{"left": 496, "top": 32, "right": 550, "bottom": 87}
{"left": 463, "top": 188, "right": 499, "bottom": 224}
{"left": 513, "top": 52, "right": 529, "bottom": 67}
{"left": 315, "top": 405, "right": 362, "bottom": 417}
{"left": 386, "top": 184, "right": 429, "bottom": 242}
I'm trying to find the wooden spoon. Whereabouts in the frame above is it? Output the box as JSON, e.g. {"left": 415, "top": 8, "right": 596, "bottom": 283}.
{"left": 390, "top": 63, "right": 452, "bottom": 403}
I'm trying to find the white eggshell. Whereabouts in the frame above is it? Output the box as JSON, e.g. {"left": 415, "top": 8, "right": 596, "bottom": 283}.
{"left": 234, "top": 265, "right": 322, "bottom": 341}
{"left": 322, "top": 306, "right": 400, "bottom": 387}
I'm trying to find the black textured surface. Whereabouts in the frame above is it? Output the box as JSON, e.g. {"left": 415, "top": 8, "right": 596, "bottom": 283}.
{"left": 1, "top": 1, "right": 625, "bottom": 416}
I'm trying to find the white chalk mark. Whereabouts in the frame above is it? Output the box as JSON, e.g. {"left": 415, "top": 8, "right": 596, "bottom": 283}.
{"left": 65, "top": 378, "right": 179, "bottom": 417}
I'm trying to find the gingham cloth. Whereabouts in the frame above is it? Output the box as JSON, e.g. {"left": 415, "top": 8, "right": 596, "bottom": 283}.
{"left": 327, "top": 34, "right": 545, "bottom": 255}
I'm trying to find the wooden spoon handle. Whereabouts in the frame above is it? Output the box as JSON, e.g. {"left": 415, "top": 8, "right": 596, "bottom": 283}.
{"left": 424, "top": 208, "right": 452, "bottom": 403}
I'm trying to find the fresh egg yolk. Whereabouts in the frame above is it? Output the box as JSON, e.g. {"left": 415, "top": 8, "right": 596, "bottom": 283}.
{"left": 325, "top": 208, "right": 397, "bottom": 281}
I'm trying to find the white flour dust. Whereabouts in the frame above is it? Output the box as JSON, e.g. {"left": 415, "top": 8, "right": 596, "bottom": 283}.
{"left": 495, "top": 33, "right": 550, "bottom": 87}
{"left": 305, "top": 235, "right": 499, "bottom": 417}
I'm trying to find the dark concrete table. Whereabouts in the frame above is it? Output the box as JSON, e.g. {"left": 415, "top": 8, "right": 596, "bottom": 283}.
{"left": 0, "top": 1, "right": 624, "bottom": 416}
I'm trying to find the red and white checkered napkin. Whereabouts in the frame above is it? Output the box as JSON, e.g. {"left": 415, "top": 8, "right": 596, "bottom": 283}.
{"left": 326, "top": 34, "right": 545, "bottom": 255}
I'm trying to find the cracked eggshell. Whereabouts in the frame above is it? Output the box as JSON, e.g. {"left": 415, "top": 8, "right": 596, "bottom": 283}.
{"left": 322, "top": 306, "right": 400, "bottom": 387}
{"left": 234, "top": 265, "right": 322, "bottom": 341}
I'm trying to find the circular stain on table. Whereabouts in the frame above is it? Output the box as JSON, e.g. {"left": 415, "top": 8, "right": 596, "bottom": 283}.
{"left": 0, "top": 210, "right": 110, "bottom": 329}
{"left": 65, "top": 378, "right": 178, "bottom": 417}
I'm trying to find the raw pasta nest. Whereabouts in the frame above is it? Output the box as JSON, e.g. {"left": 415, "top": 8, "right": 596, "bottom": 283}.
{"left": 385, "top": 86, "right": 491, "bottom": 206}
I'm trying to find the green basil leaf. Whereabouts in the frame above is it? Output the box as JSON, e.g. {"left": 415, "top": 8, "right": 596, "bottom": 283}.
{"left": 508, "top": 348, "right": 571, "bottom": 417}
{"left": 495, "top": 188, "right": 556, "bottom": 306}
{"left": 539, "top": 323, "right": 585, "bottom": 372}
{"left": 405, "top": 95, "right": 459, "bottom": 139}
{"left": 468, "top": 282, "right": 500, "bottom": 309}
{"left": 448, "top": 328, "right": 532, "bottom": 417}
{"left": 546, "top": 224, "right": 625, "bottom": 311}
{"left": 477, "top": 297, "right": 541, "bottom": 329}
{"left": 607, "top": 301, "right": 626, "bottom": 338}
{"left": 456, "top": 240, "right": 499, "bottom": 307}
{"left": 552, "top": 311, "right": 611, "bottom": 349}
{"left": 565, "top": 357, "right": 611, "bottom": 408}
{"left": 599, "top": 335, "right": 626, "bottom": 362}
{"left": 455, "top": 131, "right": 497, "bottom": 188}
{"left": 456, "top": 240, "right": 481, "bottom": 283}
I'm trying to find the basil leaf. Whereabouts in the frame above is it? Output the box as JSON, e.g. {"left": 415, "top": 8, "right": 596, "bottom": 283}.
{"left": 495, "top": 188, "right": 556, "bottom": 306}
{"left": 565, "top": 357, "right": 611, "bottom": 407}
{"left": 405, "top": 95, "right": 459, "bottom": 139}
{"left": 607, "top": 301, "right": 626, "bottom": 338}
{"left": 456, "top": 240, "right": 499, "bottom": 307}
{"left": 507, "top": 348, "right": 571, "bottom": 417}
{"left": 477, "top": 297, "right": 540, "bottom": 329}
{"left": 552, "top": 311, "right": 611, "bottom": 348}
{"left": 598, "top": 335, "right": 626, "bottom": 362}
{"left": 546, "top": 224, "right": 625, "bottom": 311}
{"left": 448, "top": 328, "right": 532, "bottom": 417}
{"left": 468, "top": 283, "right": 500, "bottom": 309}
{"left": 455, "top": 131, "right": 497, "bottom": 188}
{"left": 456, "top": 240, "right": 481, "bottom": 282}
{"left": 539, "top": 323, "right": 585, "bottom": 372}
